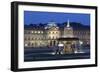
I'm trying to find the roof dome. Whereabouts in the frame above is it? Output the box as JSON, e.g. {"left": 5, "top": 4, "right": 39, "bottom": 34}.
{"left": 45, "top": 21, "right": 58, "bottom": 29}
{"left": 48, "top": 22, "right": 57, "bottom": 27}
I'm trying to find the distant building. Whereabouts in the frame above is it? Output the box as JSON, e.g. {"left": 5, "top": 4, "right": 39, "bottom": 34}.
{"left": 24, "top": 20, "right": 90, "bottom": 49}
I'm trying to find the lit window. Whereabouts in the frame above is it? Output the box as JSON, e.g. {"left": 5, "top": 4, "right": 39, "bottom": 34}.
{"left": 25, "top": 43, "right": 28, "bottom": 46}
{"left": 35, "top": 31, "right": 37, "bottom": 33}
{"left": 31, "top": 31, "right": 34, "bottom": 33}
{"left": 38, "top": 31, "right": 40, "bottom": 33}
{"left": 50, "top": 32, "right": 52, "bottom": 34}
{"left": 41, "top": 31, "right": 43, "bottom": 33}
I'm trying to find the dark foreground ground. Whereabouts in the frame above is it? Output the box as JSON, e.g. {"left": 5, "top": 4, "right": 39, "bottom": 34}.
{"left": 24, "top": 47, "right": 90, "bottom": 62}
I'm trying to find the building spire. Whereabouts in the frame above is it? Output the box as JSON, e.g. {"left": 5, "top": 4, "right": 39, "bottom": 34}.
{"left": 67, "top": 19, "right": 70, "bottom": 27}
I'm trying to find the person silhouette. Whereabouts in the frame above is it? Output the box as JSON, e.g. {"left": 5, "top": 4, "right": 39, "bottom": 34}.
{"left": 55, "top": 43, "right": 64, "bottom": 55}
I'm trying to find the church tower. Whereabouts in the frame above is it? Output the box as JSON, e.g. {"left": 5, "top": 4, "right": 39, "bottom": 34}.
{"left": 64, "top": 20, "right": 73, "bottom": 37}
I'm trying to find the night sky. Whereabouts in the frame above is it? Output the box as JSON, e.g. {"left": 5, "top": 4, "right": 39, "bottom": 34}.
{"left": 24, "top": 11, "right": 90, "bottom": 26}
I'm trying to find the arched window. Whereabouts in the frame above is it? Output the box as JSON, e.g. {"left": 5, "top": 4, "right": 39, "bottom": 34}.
{"left": 32, "top": 43, "right": 34, "bottom": 46}
{"left": 52, "top": 32, "right": 54, "bottom": 34}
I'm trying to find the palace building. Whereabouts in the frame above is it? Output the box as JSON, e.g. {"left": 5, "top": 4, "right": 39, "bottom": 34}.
{"left": 24, "top": 20, "right": 90, "bottom": 53}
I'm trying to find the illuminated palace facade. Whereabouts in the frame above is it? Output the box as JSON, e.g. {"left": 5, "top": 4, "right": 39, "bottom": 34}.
{"left": 24, "top": 20, "right": 90, "bottom": 48}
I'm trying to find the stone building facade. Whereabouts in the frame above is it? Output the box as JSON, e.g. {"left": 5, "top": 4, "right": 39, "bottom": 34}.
{"left": 24, "top": 20, "right": 90, "bottom": 48}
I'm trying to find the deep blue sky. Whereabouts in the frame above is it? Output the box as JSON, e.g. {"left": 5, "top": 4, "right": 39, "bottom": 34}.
{"left": 24, "top": 11, "right": 90, "bottom": 26}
